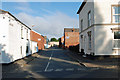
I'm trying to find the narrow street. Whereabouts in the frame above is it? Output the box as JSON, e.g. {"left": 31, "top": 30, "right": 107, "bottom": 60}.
{"left": 1, "top": 1, "right": 120, "bottom": 80}
{"left": 2, "top": 47, "right": 118, "bottom": 79}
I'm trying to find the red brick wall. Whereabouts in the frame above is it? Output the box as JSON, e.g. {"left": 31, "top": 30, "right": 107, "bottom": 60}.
{"left": 64, "top": 32, "right": 79, "bottom": 48}
{"left": 59, "top": 36, "right": 64, "bottom": 48}
{"left": 44, "top": 36, "right": 47, "bottom": 44}
{"left": 61, "top": 36, "right": 64, "bottom": 43}
{"left": 39, "top": 36, "right": 45, "bottom": 50}
{"left": 30, "top": 30, "right": 44, "bottom": 50}
{"left": 61, "top": 36, "right": 64, "bottom": 48}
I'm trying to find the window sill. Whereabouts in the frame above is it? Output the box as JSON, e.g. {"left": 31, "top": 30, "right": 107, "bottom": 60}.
{"left": 112, "top": 48, "right": 120, "bottom": 50}
{"left": 111, "top": 22, "right": 120, "bottom": 25}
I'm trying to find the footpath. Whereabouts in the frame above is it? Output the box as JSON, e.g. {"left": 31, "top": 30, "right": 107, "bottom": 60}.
{"left": 2, "top": 52, "right": 40, "bottom": 73}
{"left": 65, "top": 49, "right": 119, "bottom": 70}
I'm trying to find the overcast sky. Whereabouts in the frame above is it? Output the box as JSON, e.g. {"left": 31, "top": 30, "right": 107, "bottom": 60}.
{"left": 2, "top": 2, "right": 82, "bottom": 39}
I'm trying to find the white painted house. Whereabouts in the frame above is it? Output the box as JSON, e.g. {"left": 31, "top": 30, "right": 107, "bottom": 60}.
{"left": 77, "top": 0, "right": 120, "bottom": 56}
{"left": 0, "top": 10, "right": 31, "bottom": 63}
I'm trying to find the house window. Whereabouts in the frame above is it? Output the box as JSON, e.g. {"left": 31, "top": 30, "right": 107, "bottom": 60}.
{"left": 21, "top": 27, "right": 23, "bottom": 39}
{"left": 81, "top": 19, "right": 83, "bottom": 31}
{"left": 88, "top": 31, "right": 92, "bottom": 49}
{"left": 88, "top": 11, "right": 91, "bottom": 27}
{"left": 26, "top": 29, "right": 28, "bottom": 40}
{"left": 114, "top": 31, "right": 120, "bottom": 39}
{"left": 112, "top": 6, "right": 120, "bottom": 23}
{"left": 26, "top": 46, "right": 29, "bottom": 53}
{"left": 114, "top": 31, "right": 120, "bottom": 48}
{"left": 3, "top": 17, "right": 5, "bottom": 19}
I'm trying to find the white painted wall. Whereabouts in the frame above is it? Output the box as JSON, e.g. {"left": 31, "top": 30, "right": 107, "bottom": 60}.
{"left": 49, "top": 42, "right": 59, "bottom": 47}
{"left": 94, "top": 0, "right": 119, "bottom": 24}
{"left": 79, "top": 1, "right": 95, "bottom": 54}
{"left": 31, "top": 41, "right": 37, "bottom": 54}
{"left": 0, "top": 13, "right": 9, "bottom": 63}
{"left": 0, "top": 12, "right": 31, "bottom": 63}
{"left": 79, "top": 1, "right": 94, "bottom": 31}
{"left": 94, "top": 0, "right": 120, "bottom": 55}
{"left": 79, "top": 27, "right": 94, "bottom": 54}
{"left": 94, "top": 25, "right": 119, "bottom": 55}
{"left": 78, "top": 0, "right": 120, "bottom": 56}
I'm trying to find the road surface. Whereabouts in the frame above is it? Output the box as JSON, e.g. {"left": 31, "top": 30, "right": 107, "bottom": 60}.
{"left": 2, "top": 47, "right": 119, "bottom": 79}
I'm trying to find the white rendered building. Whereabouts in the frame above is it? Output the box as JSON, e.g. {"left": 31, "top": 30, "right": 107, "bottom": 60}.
{"left": 0, "top": 10, "right": 31, "bottom": 63}
{"left": 77, "top": 0, "right": 120, "bottom": 56}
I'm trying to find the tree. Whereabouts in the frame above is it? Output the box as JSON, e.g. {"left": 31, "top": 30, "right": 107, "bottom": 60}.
{"left": 50, "top": 38, "right": 58, "bottom": 42}
{"left": 58, "top": 38, "right": 61, "bottom": 41}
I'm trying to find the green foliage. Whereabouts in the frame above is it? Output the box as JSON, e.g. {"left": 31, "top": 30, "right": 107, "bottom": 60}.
{"left": 58, "top": 38, "right": 61, "bottom": 41}
{"left": 50, "top": 38, "right": 58, "bottom": 42}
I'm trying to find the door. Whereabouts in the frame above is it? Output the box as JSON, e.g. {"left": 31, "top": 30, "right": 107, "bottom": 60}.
{"left": 84, "top": 36, "right": 87, "bottom": 54}
{"left": 21, "top": 46, "right": 23, "bottom": 57}
{"left": 81, "top": 35, "right": 83, "bottom": 49}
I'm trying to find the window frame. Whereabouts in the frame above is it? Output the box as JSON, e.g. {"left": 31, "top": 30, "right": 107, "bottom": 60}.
{"left": 111, "top": 5, "right": 120, "bottom": 24}
{"left": 113, "top": 30, "right": 120, "bottom": 49}
{"left": 81, "top": 19, "right": 83, "bottom": 32}
{"left": 21, "top": 26, "right": 24, "bottom": 39}
{"left": 114, "top": 31, "right": 120, "bottom": 39}
{"left": 26, "top": 29, "right": 29, "bottom": 40}
{"left": 87, "top": 31, "right": 92, "bottom": 50}
{"left": 88, "top": 11, "right": 91, "bottom": 27}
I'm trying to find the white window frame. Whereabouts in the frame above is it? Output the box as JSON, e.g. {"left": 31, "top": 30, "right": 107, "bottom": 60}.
{"left": 112, "top": 5, "right": 120, "bottom": 23}
{"left": 21, "top": 26, "right": 23, "bottom": 39}
{"left": 113, "top": 31, "right": 120, "bottom": 49}
{"left": 81, "top": 19, "right": 83, "bottom": 32}
{"left": 88, "top": 31, "right": 92, "bottom": 50}
{"left": 26, "top": 29, "right": 28, "bottom": 40}
{"left": 88, "top": 11, "right": 91, "bottom": 27}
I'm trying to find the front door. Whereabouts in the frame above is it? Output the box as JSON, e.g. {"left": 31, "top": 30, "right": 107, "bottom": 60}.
{"left": 84, "top": 36, "right": 86, "bottom": 54}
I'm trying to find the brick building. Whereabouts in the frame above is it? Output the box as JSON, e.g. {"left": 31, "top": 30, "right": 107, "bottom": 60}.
{"left": 30, "top": 30, "right": 45, "bottom": 53}
{"left": 59, "top": 36, "right": 64, "bottom": 48}
{"left": 64, "top": 28, "right": 79, "bottom": 48}
{"left": 43, "top": 36, "right": 47, "bottom": 44}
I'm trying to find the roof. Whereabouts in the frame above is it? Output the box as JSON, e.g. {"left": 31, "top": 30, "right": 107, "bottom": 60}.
{"left": 64, "top": 28, "right": 79, "bottom": 32}
{"left": 77, "top": 0, "right": 87, "bottom": 14}
{"left": 31, "top": 30, "right": 42, "bottom": 35}
{"left": 0, "top": 9, "right": 31, "bottom": 30}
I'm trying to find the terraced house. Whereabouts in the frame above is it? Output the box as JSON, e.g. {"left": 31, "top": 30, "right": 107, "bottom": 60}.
{"left": 77, "top": 0, "right": 120, "bottom": 56}
{"left": 0, "top": 9, "right": 31, "bottom": 63}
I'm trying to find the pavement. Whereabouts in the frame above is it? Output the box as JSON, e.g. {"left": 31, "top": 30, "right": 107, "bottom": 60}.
{"left": 65, "top": 49, "right": 119, "bottom": 69}
{"left": 2, "top": 47, "right": 119, "bottom": 79}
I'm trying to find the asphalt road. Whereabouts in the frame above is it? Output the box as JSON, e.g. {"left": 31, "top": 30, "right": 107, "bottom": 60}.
{"left": 2, "top": 47, "right": 119, "bottom": 79}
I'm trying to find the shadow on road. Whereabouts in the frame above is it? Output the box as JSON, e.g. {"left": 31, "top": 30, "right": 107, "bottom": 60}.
{"left": 2, "top": 47, "right": 119, "bottom": 79}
